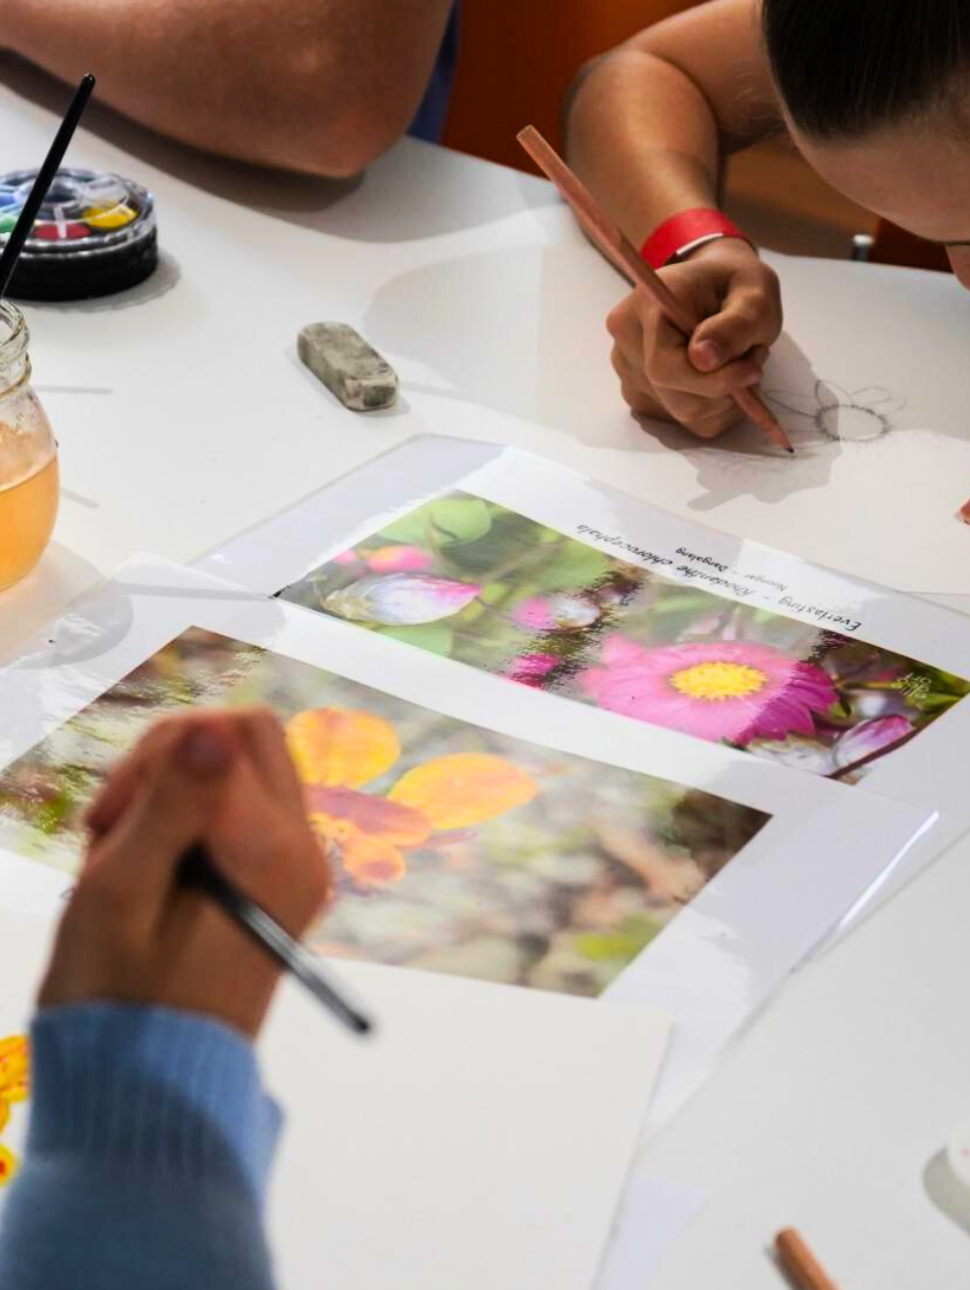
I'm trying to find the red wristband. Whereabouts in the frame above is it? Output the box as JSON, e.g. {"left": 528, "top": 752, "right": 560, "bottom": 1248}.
{"left": 640, "top": 209, "right": 753, "bottom": 270}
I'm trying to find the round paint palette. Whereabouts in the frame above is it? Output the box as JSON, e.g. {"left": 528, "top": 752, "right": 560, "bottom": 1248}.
{"left": 0, "top": 167, "right": 158, "bottom": 300}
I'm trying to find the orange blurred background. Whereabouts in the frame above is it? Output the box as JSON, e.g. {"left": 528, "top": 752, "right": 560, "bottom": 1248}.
{"left": 442, "top": 0, "right": 948, "bottom": 270}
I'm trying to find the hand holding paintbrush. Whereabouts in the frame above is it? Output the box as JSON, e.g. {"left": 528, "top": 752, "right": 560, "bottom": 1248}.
{"left": 517, "top": 126, "right": 793, "bottom": 454}
{"left": 42, "top": 709, "right": 372, "bottom": 1039}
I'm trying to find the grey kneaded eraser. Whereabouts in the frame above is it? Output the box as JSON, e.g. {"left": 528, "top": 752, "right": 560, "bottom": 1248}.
{"left": 298, "top": 322, "right": 399, "bottom": 412}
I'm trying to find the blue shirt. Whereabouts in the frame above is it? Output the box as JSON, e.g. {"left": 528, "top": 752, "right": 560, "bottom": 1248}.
{"left": 408, "top": 5, "right": 460, "bottom": 143}
{"left": 0, "top": 1004, "right": 281, "bottom": 1290}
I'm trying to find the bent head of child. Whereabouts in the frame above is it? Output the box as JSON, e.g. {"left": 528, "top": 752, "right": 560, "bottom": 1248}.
{"left": 763, "top": 0, "right": 970, "bottom": 287}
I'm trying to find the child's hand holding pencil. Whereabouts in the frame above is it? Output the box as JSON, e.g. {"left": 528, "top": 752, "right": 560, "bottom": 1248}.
{"left": 606, "top": 236, "right": 783, "bottom": 441}
{"left": 517, "top": 126, "right": 790, "bottom": 452}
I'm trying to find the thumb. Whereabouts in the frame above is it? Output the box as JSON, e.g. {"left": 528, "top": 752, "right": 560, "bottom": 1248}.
{"left": 688, "top": 292, "right": 774, "bottom": 373}
{"left": 87, "top": 721, "right": 236, "bottom": 923}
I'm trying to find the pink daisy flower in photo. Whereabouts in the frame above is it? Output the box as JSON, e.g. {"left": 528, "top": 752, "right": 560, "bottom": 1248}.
{"left": 577, "top": 636, "right": 838, "bottom": 745}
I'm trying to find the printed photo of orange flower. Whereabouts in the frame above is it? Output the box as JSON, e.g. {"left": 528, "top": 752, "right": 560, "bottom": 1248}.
{"left": 0, "top": 629, "right": 767, "bottom": 996}
{"left": 0, "top": 1034, "right": 29, "bottom": 1188}
{"left": 287, "top": 707, "right": 537, "bottom": 887}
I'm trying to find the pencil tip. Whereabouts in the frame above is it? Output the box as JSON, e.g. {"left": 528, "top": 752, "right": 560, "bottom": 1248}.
{"left": 786, "top": 446, "right": 795, "bottom": 455}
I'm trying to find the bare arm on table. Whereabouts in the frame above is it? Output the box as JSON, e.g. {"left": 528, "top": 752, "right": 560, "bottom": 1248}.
{"left": 2, "top": 0, "right": 455, "bottom": 176}
{"left": 565, "top": 0, "right": 788, "bottom": 438}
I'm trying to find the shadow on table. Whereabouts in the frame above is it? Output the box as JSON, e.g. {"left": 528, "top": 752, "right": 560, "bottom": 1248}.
{"left": 364, "top": 242, "right": 627, "bottom": 444}
{"left": 923, "top": 1150, "right": 970, "bottom": 1239}
{"left": 20, "top": 249, "right": 181, "bottom": 314}
{"left": 0, "top": 56, "right": 558, "bottom": 244}
{"left": 638, "top": 333, "right": 842, "bottom": 511}
{"left": 364, "top": 242, "right": 843, "bottom": 514}
{"left": 7, "top": 573, "right": 273, "bottom": 673}
{"left": 0, "top": 543, "right": 104, "bottom": 666}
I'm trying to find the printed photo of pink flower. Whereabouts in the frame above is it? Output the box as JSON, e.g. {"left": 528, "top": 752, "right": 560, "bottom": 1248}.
{"left": 280, "top": 491, "right": 970, "bottom": 783}
{"left": 577, "top": 638, "right": 838, "bottom": 745}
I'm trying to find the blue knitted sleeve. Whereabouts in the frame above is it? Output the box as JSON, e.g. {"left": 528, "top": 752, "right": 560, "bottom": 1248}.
{"left": 0, "top": 1003, "right": 282, "bottom": 1290}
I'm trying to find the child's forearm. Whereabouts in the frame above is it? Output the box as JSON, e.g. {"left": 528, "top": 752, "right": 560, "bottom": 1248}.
{"left": 566, "top": 48, "right": 722, "bottom": 247}
{"left": 565, "top": 0, "right": 781, "bottom": 246}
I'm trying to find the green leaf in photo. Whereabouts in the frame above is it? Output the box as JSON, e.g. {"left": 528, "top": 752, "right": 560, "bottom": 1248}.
{"left": 379, "top": 497, "right": 492, "bottom": 546}
{"left": 929, "top": 669, "right": 970, "bottom": 698}
{"left": 381, "top": 623, "right": 454, "bottom": 656}
{"left": 651, "top": 591, "right": 715, "bottom": 615}
{"left": 915, "top": 692, "right": 964, "bottom": 714}
{"left": 575, "top": 915, "right": 660, "bottom": 963}
{"left": 531, "top": 543, "right": 611, "bottom": 592}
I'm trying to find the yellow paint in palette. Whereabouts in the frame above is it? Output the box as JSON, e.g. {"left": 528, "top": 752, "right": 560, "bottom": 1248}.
{"left": 0, "top": 1034, "right": 29, "bottom": 1187}
{"left": 82, "top": 203, "right": 137, "bottom": 230}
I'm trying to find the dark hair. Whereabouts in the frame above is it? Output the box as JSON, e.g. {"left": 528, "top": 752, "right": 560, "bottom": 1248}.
{"left": 762, "top": 0, "right": 970, "bottom": 138}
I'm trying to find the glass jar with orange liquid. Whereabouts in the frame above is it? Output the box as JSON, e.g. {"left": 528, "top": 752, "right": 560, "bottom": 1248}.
{"left": 0, "top": 301, "right": 58, "bottom": 590}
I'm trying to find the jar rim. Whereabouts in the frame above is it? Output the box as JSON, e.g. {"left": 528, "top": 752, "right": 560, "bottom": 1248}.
{"left": 0, "top": 301, "right": 28, "bottom": 364}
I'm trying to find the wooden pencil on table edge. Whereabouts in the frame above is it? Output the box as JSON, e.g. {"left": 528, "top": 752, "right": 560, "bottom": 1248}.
{"left": 774, "top": 1227, "right": 842, "bottom": 1290}
{"left": 515, "top": 124, "right": 794, "bottom": 456}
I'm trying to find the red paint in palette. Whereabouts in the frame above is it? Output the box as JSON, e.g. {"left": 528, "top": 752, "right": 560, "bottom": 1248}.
{"left": 33, "top": 221, "right": 92, "bottom": 242}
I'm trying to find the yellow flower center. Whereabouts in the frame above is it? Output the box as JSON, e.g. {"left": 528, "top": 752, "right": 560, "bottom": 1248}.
{"left": 669, "top": 661, "right": 768, "bottom": 702}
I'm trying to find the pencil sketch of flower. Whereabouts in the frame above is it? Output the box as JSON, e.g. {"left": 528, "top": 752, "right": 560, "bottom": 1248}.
{"left": 766, "top": 380, "right": 906, "bottom": 445}
{"left": 577, "top": 637, "right": 837, "bottom": 745}
{"left": 0, "top": 1034, "right": 29, "bottom": 1188}
{"left": 286, "top": 707, "right": 537, "bottom": 886}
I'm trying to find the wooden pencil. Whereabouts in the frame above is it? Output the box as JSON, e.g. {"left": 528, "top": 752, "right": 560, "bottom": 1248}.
{"left": 516, "top": 125, "right": 794, "bottom": 455}
{"left": 775, "top": 1228, "right": 842, "bottom": 1290}
{"left": 958, "top": 497, "right": 970, "bottom": 525}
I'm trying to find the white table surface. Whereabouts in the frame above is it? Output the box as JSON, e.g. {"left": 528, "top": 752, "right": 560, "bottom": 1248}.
{"left": 1, "top": 58, "right": 969, "bottom": 1290}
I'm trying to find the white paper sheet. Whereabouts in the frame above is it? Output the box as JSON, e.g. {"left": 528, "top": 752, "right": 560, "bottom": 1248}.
{"left": 196, "top": 435, "right": 970, "bottom": 919}
{"left": 0, "top": 556, "right": 930, "bottom": 1124}
{"left": 262, "top": 966, "right": 672, "bottom": 1290}
{"left": 377, "top": 249, "right": 970, "bottom": 596}
{"left": 0, "top": 909, "right": 669, "bottom": 1290}
{"left": 595, "top": 1173, "right": 707, "bottom": 1290}
{"left": 609, "top": 254, "right": 970, "bottom": 596}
